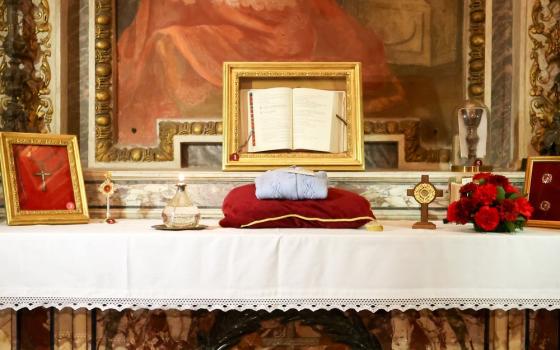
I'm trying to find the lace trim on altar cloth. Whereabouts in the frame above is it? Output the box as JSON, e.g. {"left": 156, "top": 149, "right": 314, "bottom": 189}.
{"left": 2, "top": 297, "right": 560, "bottom": 311}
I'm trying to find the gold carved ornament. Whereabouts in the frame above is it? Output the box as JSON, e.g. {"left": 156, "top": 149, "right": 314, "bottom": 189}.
{"left": 413, "top": 183, "right": 438, "bottom": 204}
{"left": 34, "top": 0, "right": 53, "bottom": 131}
{"left": 363, "top": 120, "right": 450, "bottom": 163}
{"left": 94, "top": 0, "right": 222, "bottom": 163}
{"left": 528, "top": 0, "right": 560, "bottom": 153}
{"left": 467, "top": 0, "right": 486, "bottom": 100}
{"left": 0, "top": 0, "right": 52, "bottom": 132}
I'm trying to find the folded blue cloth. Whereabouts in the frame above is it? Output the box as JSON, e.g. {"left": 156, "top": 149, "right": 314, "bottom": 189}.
{"left": 255, "top": 167, "right": 328, "bottom": 200}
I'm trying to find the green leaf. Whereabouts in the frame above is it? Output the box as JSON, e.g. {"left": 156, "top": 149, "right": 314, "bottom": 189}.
{"left": 508, "top": 192, "right": 522, "bottom": 200}
{"left": 473, "top": 224, "right": 486, "bottom": 232}
{"left": 496, "top": 186, "right": 506, "bottom": 201}
{"left": 505, "top": 221, "right": 515, "bottom": 232}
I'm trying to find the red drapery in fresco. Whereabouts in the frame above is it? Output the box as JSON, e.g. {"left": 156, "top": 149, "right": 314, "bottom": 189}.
{"left": 117, "top": 0, "right": 402, "bottom": 146}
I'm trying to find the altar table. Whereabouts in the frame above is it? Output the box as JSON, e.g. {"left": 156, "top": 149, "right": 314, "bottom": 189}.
{"left": 1, "top": 220, "right": 559, "bottom": 312}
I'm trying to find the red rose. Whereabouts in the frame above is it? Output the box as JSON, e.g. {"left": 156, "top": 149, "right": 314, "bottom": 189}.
{"left": 504, "top": 184, "right": 519, "bottom": 193}
{"left": 459, "top": 182, "right": 477, "bottom": 197}
{"left": 453, "top": 198, "right": 475, "bottom": 224}
{"left": 488, "top": 174, "right": 510, "bottom": 188}
{"left": 447, "top": 201, "right": 460, "bottom": 222}
{"left": 499, "top": 199, "right": 519, "bottom": 222}
{"left": 472, "top": 184, "right": 497, "bottom": 205}
{"left": 473, "top": 172, "right": 492, "bottom": 184}
{"left": 515, "top": 197, "right": 534, "bottom": 218}
{"left": 474, "top": 206, "right": 500, "bottom": 231}
{"left": 447, "top": 200, "right": 472, "bottom": 224}
{"left": 459, "top": 197, "right": 477, "bottom": 215}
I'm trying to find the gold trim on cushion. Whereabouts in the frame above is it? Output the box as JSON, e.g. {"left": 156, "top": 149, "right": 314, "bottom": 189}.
{"left": 240, "top": 214, "right": 374, "bottom": 228}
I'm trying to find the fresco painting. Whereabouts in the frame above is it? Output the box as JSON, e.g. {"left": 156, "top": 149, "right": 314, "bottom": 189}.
{"left": 117, "top": 0, "right": 462, "bottom": 149}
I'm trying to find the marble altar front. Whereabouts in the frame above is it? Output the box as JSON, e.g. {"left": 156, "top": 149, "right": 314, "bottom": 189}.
{"left": 82, "top": 171, "right": 525, "bottom": 221}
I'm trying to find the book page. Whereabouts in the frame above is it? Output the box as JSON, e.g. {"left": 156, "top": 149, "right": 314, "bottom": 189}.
{"left": 292, "top": 88, "right": 337, "bottom": 152}
{"left": 247, "top": 88, "right": 293, "bottom": 152}
{"left": 331, "top": 91, "right": 347, "bottom": 153}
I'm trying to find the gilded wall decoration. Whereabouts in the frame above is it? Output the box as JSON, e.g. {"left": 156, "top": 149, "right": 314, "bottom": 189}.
{"left": 32, "top": 0, "right": 53, "bottom": 130}
{"left": 468, "top": 0, "right": 487, "bottom": 100}
{"left": 364, "top": 120, "right": 450, "bottom": 162}
{"left": 0, "top": 0, "right": 52, "bottom": 133}
{"left": 93, "top": 0, "right": 482, "bottom": 166}
{"left": 94, "top": 0, "right": 222, "bottom": 162}
{"left": 529, "top": 0, "right": 560, "bottom": 154}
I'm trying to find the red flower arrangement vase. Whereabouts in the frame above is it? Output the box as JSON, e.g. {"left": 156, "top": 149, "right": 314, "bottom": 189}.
{"left": 445, "top": 173, "right": 534, "bottom": 233}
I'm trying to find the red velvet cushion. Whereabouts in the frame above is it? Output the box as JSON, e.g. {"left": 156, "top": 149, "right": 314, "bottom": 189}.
{"left": 219, "top": 184, "right": 374, "bottom": 228}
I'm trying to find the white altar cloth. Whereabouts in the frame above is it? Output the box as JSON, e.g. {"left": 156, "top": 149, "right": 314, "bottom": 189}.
{"left": 1, "top": 219, "right": 560, "bottom": 311}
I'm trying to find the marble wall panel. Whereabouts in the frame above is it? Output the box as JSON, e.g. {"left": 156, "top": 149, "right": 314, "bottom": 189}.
{"left": 81, "top": 171, "right": 525, "bottom": 220}
{"left": 180, "top": 144, "right": 223, "bottom": 169}
{"left": 18, "top": 308, "right": 50, "bottom": 350}
{"left": 90, "top": 309, "right": 489, "bottom": 350}
{"left": 363, "top": 309, "right": 487, "bottom": 350}
{"left": 76, "top": 0, "right": 90, "bottom": 168}
{"left": 54, "top": 308, "right": 73, "bottom": 350}
{"left": 88, "top": 309, "right": 503, "bottom": 349}
{"left": 95, "top": 309, "right": 201, "bottom": 349}
{"left": 0, "top": 171, "right": 527, "bottom": 221}
{"left": 176, "top": 143, "right": 400, "bottom": 170}
{"left": 507, "top": 310, "right": 526, "bottom": 350}
{"left": 4, "top": 308, "right": 558, "bottom": 349}
{"left": 489, "top": 0, "right": 514, "bottom": 168}
{"left": 529, "top": 310, "right": 559, "bottom": 350}
{"left": 364, "top": 143, "right": 399, "bottom": 169}
{"left": 51, "top": 308, "right": 89, "bottom": 350}
{"left": 0, "top": 310, "right": 12, "bottom": 350}
{"left": 73, "top": 310, "right": 89, "bottom": 350}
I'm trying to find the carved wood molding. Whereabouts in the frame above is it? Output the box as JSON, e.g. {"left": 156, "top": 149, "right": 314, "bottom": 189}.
{"left": 528, "top": 0, "right": 560, "bottom": 154}
{"left": 0, "top": 0, "right": 52, "bottom": 132}
{"left": 468, "top": 0, "right": 486, "bottom": 100}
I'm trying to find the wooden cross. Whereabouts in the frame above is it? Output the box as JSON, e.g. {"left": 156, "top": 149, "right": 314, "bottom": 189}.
{"left": 34, "top": 168, "right": 51, "bottom": 192}
{"left": 407, "top": 175, "right": 443, "bottom": 229}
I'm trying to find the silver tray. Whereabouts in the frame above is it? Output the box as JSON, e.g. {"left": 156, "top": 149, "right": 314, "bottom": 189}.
{"left": 151, "top": 224, "right": 208, "bottom": 231}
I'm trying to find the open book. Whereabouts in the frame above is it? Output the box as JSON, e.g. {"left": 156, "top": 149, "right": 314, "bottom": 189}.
{"left": 243, "top": 88, "right": 347, "bottom": 153}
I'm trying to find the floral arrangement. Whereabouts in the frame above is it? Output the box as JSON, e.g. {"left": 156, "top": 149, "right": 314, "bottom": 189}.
{"left": 446, "top": 173, "right": 533, "bottom": 232}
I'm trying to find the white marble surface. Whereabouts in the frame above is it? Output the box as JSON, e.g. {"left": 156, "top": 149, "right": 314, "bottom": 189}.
{"left": 0, "top": 171, "right": 525, "bottom": 220}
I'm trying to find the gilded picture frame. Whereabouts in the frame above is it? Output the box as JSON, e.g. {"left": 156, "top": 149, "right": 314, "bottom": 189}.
{"left": 222, "top": 62, "right": 364, "bottom": 171}
{"left": 524, "top": 156, "right": 560, "bottom": 229}
{"left": 0, "top": 132, "right": 89, "bottom": 225}
{"left": 90, "top": 0, "right": 490, "bottom": 169}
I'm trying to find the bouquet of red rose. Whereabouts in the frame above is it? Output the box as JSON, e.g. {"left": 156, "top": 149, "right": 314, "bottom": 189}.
{"left": 446, "top": 173, "right": 533, "bottom": 232}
